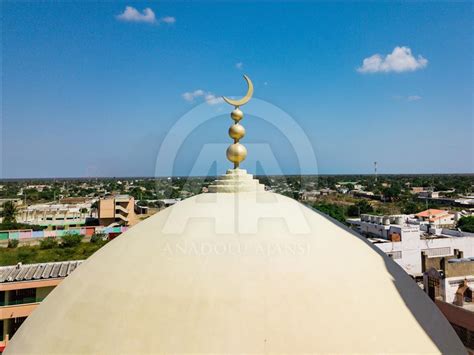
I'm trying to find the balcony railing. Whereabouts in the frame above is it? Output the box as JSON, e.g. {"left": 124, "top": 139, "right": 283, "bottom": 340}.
{"left": 0, "top": 297, "right": 46, "bottom": 307}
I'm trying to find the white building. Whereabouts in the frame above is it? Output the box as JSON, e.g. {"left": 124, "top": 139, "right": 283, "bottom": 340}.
{"left": 349, "top": 214, "right": 474, "bottom": 277}
{"left": 18, "top": 202, "right": 92, "bottom": 228}
{"left": 415, "top": 209, "right": 455, "bottom": 227}
{"left": 422, "top": 254, "right": 474, "bottom": 352}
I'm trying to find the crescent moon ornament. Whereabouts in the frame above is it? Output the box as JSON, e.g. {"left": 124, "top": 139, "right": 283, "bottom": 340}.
{"left": 222, "top": 75, "right": 254, "bottom": 108}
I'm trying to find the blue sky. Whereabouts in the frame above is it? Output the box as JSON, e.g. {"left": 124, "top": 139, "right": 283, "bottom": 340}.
{"left": 2, "top": 1, "right": 473, "bottom": 178}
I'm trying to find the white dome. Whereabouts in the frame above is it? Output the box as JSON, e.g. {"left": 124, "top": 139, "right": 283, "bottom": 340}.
{"left": 6, "top": 192, "right": 465, "bottom": 354}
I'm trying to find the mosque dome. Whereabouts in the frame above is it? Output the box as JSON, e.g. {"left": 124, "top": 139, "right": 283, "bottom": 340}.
{"left": 5, "top": 75, "right": 465, "bottom": 353}
{"left": 5, "top": 190, "right": 465, "bottom": 354}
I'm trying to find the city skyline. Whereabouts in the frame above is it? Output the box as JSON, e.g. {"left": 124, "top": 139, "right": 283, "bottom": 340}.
{"left": 2, "top": 2, "right": 473, "bottom": 178}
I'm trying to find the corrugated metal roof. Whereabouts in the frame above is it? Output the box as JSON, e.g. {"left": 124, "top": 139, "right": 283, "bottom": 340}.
{"left": 0, "top": 260, "right": 83, "bottom": 283}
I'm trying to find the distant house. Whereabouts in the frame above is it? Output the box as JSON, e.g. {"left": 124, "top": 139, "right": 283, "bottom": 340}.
{"left": 300, "top": 189, "right": 336, "bottom": 202}
{"left": 411, "top": 187, "right": 426, "bottom": 194}
{"left": 337, "top": 187, "right": 349, "bottom": 194}
{"left": 300, "top": 191, "right": 320, "bottom": 202}
{"left": 419, "top": 191, "right": 440, "bottom": 199}
{"left": 415, "top": 209, "right": 455, "bottom": 227}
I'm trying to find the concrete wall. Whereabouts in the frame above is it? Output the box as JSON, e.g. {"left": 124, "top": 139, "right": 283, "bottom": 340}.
{"left": 375, "top": 231, "right": 474, "bottom": 276}
{"left": 442, "top": 276, "right": 474, "bottom": 304}
{"left": 98, "top": 199, "right": 115, "bottom": 219}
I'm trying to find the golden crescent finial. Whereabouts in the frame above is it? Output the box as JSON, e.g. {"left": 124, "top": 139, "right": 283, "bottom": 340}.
{"left": 222, "top": 75, "right": 254, "bottom": 107}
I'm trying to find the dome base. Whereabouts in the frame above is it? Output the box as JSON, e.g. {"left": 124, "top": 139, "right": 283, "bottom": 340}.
{"left": 208, "top": 169, "right": 265, "bottom": 193}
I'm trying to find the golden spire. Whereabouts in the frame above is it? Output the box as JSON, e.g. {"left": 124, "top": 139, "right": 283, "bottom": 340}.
{"left": 222, "top": 75, "right": 254, "bottom": 169}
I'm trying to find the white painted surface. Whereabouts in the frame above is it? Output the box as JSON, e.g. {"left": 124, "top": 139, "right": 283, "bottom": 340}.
{"left": 6, "top": 193, "right": 465, "bottom": 354}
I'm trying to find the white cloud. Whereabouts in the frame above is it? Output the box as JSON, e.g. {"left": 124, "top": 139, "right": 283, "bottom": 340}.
{"left": 182, "top": 90, "right": 223, "bottom": 105}
{"left": 116, "top": 6, "right": 156, "bottom": 23}
{"left": 204, "top": 93, "right": 224, "bottom": 105}
{"left": 116, "top": 6, "right": 175, "bottom": 25}
{"left": 235, "top": 62, "right": 243, "bottom": 70}
{"left": 160, "top": 16, "right": 176, "bottom": 24}
{"left": 392, "top": 95, "right": 422, "bottom": 102}
{"left": 357, "top": 46, "right": 428, "bottom": 73}
{"left": 182, "top": 90, "right": 205, "bottom": 102}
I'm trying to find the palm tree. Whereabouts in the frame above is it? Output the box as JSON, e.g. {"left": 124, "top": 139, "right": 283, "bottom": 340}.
{"left": 1, "top": 201, "right": 17, "bottom": 224}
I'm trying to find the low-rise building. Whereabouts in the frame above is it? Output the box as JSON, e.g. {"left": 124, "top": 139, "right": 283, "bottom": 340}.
{"left": 411, "top": 186, "right": 427, "bottom": 194}
{"left": 423, "top": 253, "right": 474, "bottom": 353}
{"left": 300, "top": 191, "right": 320, "bottom": 202}
{"left": 300, "top": 189, "right": 336, "bottom": 202}
{"left": 415, "top": 209, "right": 455, "bottom": 227}
{"left": 419, "top": 191, "right": 440, "bottom": 199}
{"left": 0, "top": 261, "right": 83, "bottom": 351}
{"left": 349, "top": 214, "right": 474, "bottom": 277}
{"left": 17, "top": 202, "right": 91, "bottom": 228}
{"left": 98, "top": 195, "right": 137, "bottom": 227}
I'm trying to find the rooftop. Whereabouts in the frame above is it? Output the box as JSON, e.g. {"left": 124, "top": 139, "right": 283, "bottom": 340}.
{"left": 0, "top": 260, "right": 83, "bottom": 283}
{"left": 416, "top": 209, "right": 450, "bottom": 218}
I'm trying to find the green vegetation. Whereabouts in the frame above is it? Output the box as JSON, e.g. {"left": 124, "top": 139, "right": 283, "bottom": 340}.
{"left": 312, "top": 203, "right": 347, "bottom": 224}
{"left": 347, "top": 200, "right": 374, "bottom": 217}
{"left": 457, "top": 216, "right": 474, "bottom": 233}
{"left": 7, "top": 239, "right": 19, "bottom": 249}
{"left": 90, "top": 232, "right": 106, "bottom": 243}
{"left": 60, "top": 233, "right": 83, "bottom": 248}
{"left": 382, "top": 184, "right": 402, "bottom": 201}
{"left": 0, "top": 238, "right": 109, "bottom": 266}
{"left": 401, "top": 201, "right": 425, "bottom": 214}
{"left": 39, "top": 237, "right": 59, "bottom": 249}
{"left": 1, "top": 201, "right": 17, "bottom": 223}
{"left": 0, "top": 222, "right": 46, "bottom": 231}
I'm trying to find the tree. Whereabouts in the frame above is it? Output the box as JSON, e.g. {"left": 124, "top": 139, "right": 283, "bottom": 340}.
{"left": 457, "top": 216, "right": 474, "bottom": 233}
{"left": 382, "top": 185, "right": 402, "bottom": 201}
{"left": 312, "top": 203, "right": 347, "bottom": 224}
{"left": 39, "top": 237, "right": 59, "bottom": 250}
{"left": 347, "top": 200, "right": 373, "bottom": 217}
{"left": 61, "top": 233, "right": 82, "bottom": 248}
{"left": 7, "top": 239, "right": 19, "bottom": 248}
{"left": 1, "top": 201, "right": 17, "bottom": 224}
{"left": 402, "top": 201, "right": 423, "bottom": 215}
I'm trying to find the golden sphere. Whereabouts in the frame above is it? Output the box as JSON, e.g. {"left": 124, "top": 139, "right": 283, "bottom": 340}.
{"left": 231, "top": 108, "right": 244, "bottom": 122}
{"left": 226, "top": 143, "right": 247, "bottom": 164}
{"left": 228, "top": 124, "right": 246, "bottom": 140}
